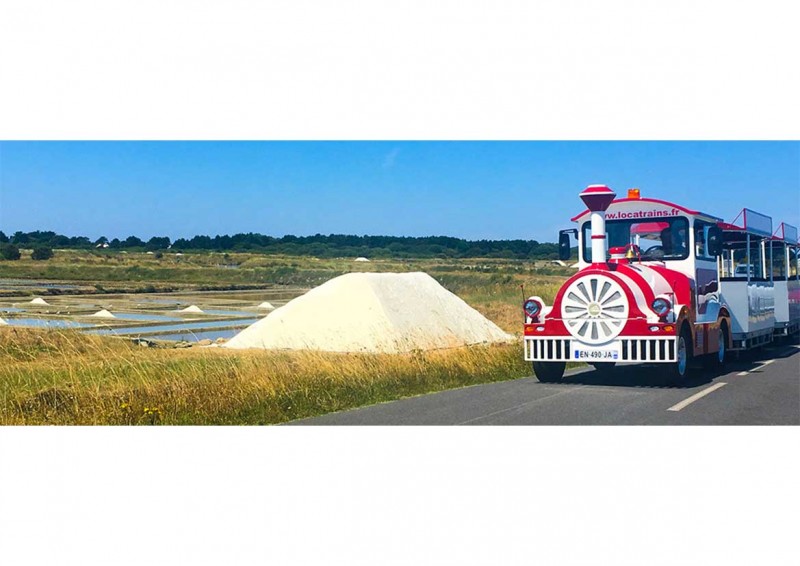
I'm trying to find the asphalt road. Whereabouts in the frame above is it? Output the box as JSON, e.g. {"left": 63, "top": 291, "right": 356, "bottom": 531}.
{"left": 291, "top": 343, "right": 800, "bottom": 425}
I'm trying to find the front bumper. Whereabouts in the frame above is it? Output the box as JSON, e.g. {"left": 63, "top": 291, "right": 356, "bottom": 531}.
{"left": 524, "top": 336, "right": 678, "bottom": 363}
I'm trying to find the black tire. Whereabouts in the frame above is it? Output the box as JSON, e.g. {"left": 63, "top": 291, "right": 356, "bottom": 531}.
{"left": 533, "top": 361, "right": 566, "bottom": 383}
{"left": 664, "top": 325, "right": 693, "bottom": 385}
{"left": 704, "top": 321, "right": 729, "bottom": 370}
{"left": 591, "top": 362, "right": 616, "bottom": 374}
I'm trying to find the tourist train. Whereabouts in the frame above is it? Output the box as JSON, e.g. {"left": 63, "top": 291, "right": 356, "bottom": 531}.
{"left": 524, "top": 185, "right": 799, "bottom": 382}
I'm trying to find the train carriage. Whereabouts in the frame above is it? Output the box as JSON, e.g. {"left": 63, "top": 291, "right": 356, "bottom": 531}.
{"left": 523, "top": 185, "right": 791, "bottom": 384}
{"left": 717, "top": 209, "right": 776, "bottom": 350}
{"left": 770, "top": 222, "right": 800, "bottom": 338}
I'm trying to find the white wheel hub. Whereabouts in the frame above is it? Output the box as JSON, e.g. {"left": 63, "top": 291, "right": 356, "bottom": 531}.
{"left": 561, "top": 274, "right": 629, "bottom": 345}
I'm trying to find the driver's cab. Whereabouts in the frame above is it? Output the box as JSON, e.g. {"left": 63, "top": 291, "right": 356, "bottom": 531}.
{"left": 559, "top": 190, "right": 723, "bottom": 321}
{"left": 605, "top": 218, "right": 691, "bottom": 261}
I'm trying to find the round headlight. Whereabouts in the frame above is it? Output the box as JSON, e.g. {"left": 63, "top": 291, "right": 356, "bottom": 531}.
{"left": 524, "top": 299, "right": 541, "bottom": 318}
{"left": 651, "top": 297, "right": 672, "bottom": 317}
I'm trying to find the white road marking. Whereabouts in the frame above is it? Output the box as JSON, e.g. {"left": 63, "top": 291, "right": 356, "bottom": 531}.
{"left": 737, "top": 359, "right": 775, "bottom": 376}
{"left": 667, "top": 382, "right": 728, "bottom": 412}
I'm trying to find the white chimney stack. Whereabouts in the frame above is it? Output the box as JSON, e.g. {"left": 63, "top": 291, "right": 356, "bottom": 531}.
{"left": 579, "top": 185, "right": 617, "bottom": 264}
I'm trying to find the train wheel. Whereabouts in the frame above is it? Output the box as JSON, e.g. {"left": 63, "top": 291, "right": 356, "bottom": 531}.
{"left": 533, "top": 361, "right": 566, "bottom": 383}
{"left": 705, "top": 322, "right": 729, "bottom": 369}
{"left": 664, "top": 326, "right": 692, "bottom": 385}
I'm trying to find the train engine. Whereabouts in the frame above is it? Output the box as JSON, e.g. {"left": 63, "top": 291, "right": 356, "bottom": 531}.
{"left": 524, "top": 185, "right": 732, "bottom": 383}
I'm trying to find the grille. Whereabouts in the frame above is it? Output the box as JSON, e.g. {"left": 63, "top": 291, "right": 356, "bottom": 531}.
{"left": 525, "top": 338, "right": 677, "bottom": 363}
{"left": 525, "top": 338, "right": 573, "bottom": 362}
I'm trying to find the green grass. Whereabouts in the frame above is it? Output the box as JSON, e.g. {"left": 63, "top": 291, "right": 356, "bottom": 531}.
{"left": 0, "top": 249, "right": 572, "bottom": 284}
{"left": 0, "top": 328, "right": 535, "bottom": 425}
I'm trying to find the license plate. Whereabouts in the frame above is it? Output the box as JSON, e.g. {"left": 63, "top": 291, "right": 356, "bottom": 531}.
{"left": 572, "top": 343, "right": 621, "bottom": 361}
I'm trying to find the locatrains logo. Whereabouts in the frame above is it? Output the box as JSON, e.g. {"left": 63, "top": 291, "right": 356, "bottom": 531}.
{"left": 605, "top": 208, "right": 681, "bottom": 220}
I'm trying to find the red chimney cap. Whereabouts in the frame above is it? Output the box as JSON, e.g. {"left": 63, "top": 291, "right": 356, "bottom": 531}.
{"left": 580, "top": 184, "right": 616, "bottom": 212}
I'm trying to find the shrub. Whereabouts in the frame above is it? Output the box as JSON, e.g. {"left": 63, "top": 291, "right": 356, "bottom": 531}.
{"left": 1, "top": 244, "right": 21, "bottom": 260}
{"left": 31, "top": 246, "right": 54, "bottom": 261}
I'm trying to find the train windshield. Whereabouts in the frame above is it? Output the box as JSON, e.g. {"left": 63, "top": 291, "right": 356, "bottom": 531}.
{"left": 582, "top": 217, "right": 690, "bottom": 262}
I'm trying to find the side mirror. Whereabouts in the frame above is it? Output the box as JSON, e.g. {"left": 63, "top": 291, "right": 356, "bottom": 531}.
{"left": 707, "top": 226, "right": 723, "bottom": 257}
{"left": 558, "top": 230, "right": 574, "bottom": 261}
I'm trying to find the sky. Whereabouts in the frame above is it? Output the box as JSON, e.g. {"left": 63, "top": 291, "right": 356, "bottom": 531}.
{"left": 0, "top": 141, "right": 797, "bottom": 243}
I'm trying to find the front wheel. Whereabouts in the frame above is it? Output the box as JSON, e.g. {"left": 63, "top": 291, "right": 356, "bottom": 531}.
{"left": 533, "top": 361, "right": 566, "bottom": 383}
{"left": 664, "top": 326, "right": 692, "bottom": 385}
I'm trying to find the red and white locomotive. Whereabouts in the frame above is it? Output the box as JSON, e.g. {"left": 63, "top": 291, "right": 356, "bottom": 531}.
{"left": 524, "top": 185, "right": 799, "bottom": 383}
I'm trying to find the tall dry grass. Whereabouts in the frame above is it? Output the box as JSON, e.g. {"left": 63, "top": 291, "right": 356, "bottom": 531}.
{"left": 0, "top": 328, "right": 530, "bottom": 425}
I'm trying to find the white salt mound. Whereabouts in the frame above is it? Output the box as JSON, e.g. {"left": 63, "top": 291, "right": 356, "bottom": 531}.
{"left": 354, "top": 257, "right": 370, "bottom": 262}
{"left": 90, "top": 309, "right": 117, "bottom": 319}
{"left": 30, "top": 298, "right": 50, "bottom": 306}
{"left": 225, "top": 272, "right": 514, "bottom": 354}
{"left": 257, "top": 302, "right": 275, "bottom": 310}
{"left": 0, "top": 317, "right": 8, "bottom": 326}
{"left": 180, "top": 305, "right": 205, "bottom": 314}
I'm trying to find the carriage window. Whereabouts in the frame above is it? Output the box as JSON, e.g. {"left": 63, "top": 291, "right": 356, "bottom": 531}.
{"left": 771, "top": 242, "right": 787, "bottom": 280}
{"left": 720, "top": 237, "right": 767, "bottom": 280}
{"left": 582, "top": 217, "right": 690, "bottom": 263}
{"left": 694, "top": 220, "right": 715, "bottom": 260}
{"left": 790, "top": 246, "right": 799, "bottom": 279}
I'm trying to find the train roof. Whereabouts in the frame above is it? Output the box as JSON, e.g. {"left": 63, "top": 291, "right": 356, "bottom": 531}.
{"left": 772, "top": 222, "right": 799, "bottom": 244}
{"left": 570, "top": 196, "right": 722, "bottom": 223}
{"left": 718, "top": 208, "right": 773, "bottom": 238}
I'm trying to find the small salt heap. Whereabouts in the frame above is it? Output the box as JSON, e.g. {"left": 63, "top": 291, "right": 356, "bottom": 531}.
{"left": 180, "top": 305, "right": 205, "bottom": 314}
{"left": 90, "top": 309, "right": 117, "bottom": 319}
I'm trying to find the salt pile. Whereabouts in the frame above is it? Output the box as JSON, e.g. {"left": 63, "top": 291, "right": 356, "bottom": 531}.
{"left": 180, "top": 305, "right": 205, "bottom": 314}
{"left": 225, "top": 272, "right": 513, "bottom": 353}
{"left": 89, "top": 309, "right": 116, "bottom": 319}
{"left": 30, "top": 298, "right": 50, "bottom": 306}
{"left": 257, "top": 302, "right": 275, "bottom": 310}
{"left": 354, "top": 257, "right": 370, "bottom": 262}
{"left": 0, "top": 318, "right": 8, "bottom": 326}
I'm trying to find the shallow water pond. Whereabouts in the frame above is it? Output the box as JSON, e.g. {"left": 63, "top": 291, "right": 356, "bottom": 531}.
{"left": 86, "top": 312, "right": 183, "bottom": 322}
{"left": 149, "top": 329, "right": 242, "bottom": 342}
{"left": 134, "top": 299, "right": 184, "bottom": 307}
{"left": 88, "top": 319, "right": 260, "bottom": 337}
{"left": 2, "top": 317, "right": 94, "bottom": 329}
{"left": 0, "top": 279, "right": 80, "bottom": 290}
{"left": 197, "top": 309, "right": 256, "bottom": 317}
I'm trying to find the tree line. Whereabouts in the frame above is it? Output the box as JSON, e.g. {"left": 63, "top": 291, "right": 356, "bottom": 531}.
{"left": 0, "top": 230, "right": 559, "bottom": 260}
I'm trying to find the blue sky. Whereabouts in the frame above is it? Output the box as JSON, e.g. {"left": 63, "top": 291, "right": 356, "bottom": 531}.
{"left": 0, "top": 141, "right": 797, "bottom": 242}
